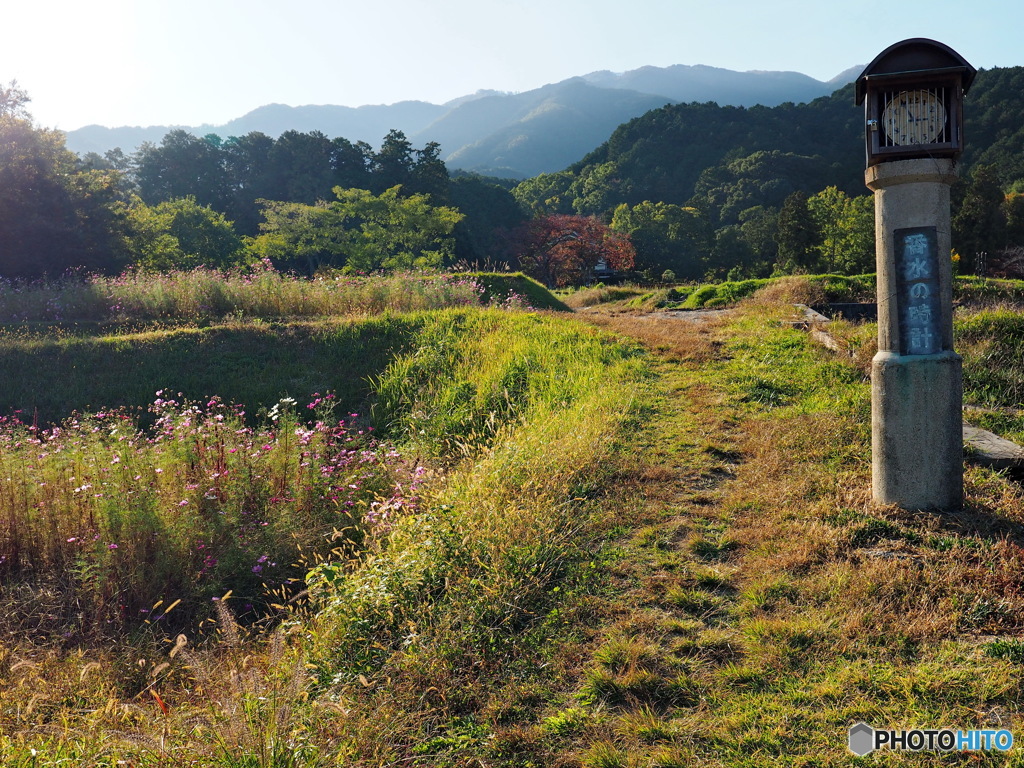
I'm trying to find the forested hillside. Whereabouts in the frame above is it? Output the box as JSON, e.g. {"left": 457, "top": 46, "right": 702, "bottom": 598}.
{"left": 533, "top": 67, "right": 1024, "bottom": 217}
{"left": 512, "top": 67, "right": 1024, "bottom": 279}
{"left": 960, "top": 66, "right": 1024, "bottom": 178}
{"left": 556, "top": 84, "right": 863, "bottom": 213}
{"left": 65, "top": 64, "right": 850, "bottom": 179}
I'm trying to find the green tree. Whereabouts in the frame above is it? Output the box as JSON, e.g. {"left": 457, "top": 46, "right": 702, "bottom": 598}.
{"left": 411, "top": 141, "right": 450, "bottom": 201}
{"left": 806, "top": 187, "right": 874, "bottom": 274}
{"left": 0, "top": 94, "right": 131, "bottom": 278}
{"left": 610, "top": 201, "right": 711, "bottom": 280}
{"left": 372, "top": 130, "right": 415, "bottom": 192}
{"left": 512, "top": 171, "right": 575, "bottom": 216}
{"left": 66, "top": 169, "right": 134, "bottom": 272}
{"left": 736, "top": 205, "right": 780, "bottom": 276}
{"left": 712, "top": 225, "right": 755, "bottom": 280}
{"left": 840, "top": 194, "right": 874, "bottom": 274}
{"left": 0, "top": 80, "right": 31, "bottom": 119}
{"left": 253, "top": 186, "right": 463, "bottom": 275}
{"left": 133, "top": 130, "right": 227, "bottom": 210}
{"left": 332, "top": 137, "right": 374, "bottom": 191}
{"left": 268, "top": 130, "right": 337, "bottom": 204}
{"left": 774, "top": 191, "right": 820, "bottom": 274}
{"left": 1002, "top": 192, "right": 1024, "bottom": 248}
{"left": 569, "top": 161, "right": 622, "bottom": 215}
{"left": 953, "top": 163, "right": 1006, "bottom": 274}
{"left": 248, "top": 200, "right": 346, "bottom": 274}
{"left": 222, "top": 131, "right": 279, "bottom": 236}
{"left": 449, "top": 174, "right": 527, "bottom": 265}
{"left": 126, "top": 197, "right": 246, "bottom": 271}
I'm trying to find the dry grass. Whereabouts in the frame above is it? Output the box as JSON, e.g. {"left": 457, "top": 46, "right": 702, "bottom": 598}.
{"left": 581, "top": 311, "right": 729, "bottom": 364}
{"left": 560, "top": 299, "right": 1024, "bottom": 765}
{"left": 561, "top": 284, "right": 647, "bottom": 309}
{"left": 745, "top": 275, "right": 828, "bottom": 308}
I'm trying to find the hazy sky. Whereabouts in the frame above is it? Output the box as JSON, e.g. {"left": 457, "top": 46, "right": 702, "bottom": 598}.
{"left": 4, "top": 0, "right": 1018, "bottom": 131}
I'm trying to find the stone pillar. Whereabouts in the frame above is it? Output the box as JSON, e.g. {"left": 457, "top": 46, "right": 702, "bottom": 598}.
{"left": 865, "top": 158, "right": 963, "bottom": 509}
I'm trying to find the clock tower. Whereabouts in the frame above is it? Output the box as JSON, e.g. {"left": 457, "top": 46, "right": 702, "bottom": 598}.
{"left": 856, "top": 39, "right": 975, "bottom": 510}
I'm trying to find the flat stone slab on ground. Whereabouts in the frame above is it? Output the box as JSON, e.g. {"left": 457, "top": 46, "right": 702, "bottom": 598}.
{"left": 963, "top": 425, "right": 1024, "bottom": 472}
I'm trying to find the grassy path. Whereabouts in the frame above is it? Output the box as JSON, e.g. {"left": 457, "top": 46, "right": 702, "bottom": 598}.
{"left": 560, "top": 303, "right": 1024, "bottom": 767}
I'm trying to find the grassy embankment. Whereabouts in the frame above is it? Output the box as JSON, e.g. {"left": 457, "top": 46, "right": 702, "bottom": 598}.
{"left": 4, "top": 270, "right": 1024, "bottom": 765}
{"left": 0, "top": 269, "right": 644, "bottom": 765}
{"left": 0, "top": 269, "right": 565, "bottom": 424}
{"left": 561, "top": 274, "right": 877, "bottom": 312}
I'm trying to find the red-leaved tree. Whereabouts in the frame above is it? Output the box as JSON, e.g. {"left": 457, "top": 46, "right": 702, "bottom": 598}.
{"left": 507, "top": 214, "right": 635, "bottom": 287}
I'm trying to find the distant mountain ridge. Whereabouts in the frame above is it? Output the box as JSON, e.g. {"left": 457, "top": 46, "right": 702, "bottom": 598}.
{"left": 579, "top": 64, "right": 843, "bottom": 106}
{"left": 411, "top": 79, "right": 676, "bottom": 178}
{"left": 64, "top": 63, "right": 859, "bottom": 178}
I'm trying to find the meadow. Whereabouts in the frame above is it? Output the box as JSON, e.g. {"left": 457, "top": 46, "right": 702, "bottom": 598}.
{"left": 0, "top": 268, "right": 646, "bottom": 765}
{"left": 3, "top": 269, "right": 1024, "bottom": 766}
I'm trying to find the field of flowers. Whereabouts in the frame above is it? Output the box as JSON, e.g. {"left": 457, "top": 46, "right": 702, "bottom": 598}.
{"left": 0, "top": 392, "right": 423, "bottom": 638}
{"left": 0, "top": 269, "right": 553, "bottom": 639}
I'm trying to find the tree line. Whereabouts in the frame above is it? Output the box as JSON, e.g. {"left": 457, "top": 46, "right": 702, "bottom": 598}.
{"left": 7, "top": 66, "right": 1024, "bottom": 285}
{"left": 0, "top": 84, "right": 533, "bottom": 280}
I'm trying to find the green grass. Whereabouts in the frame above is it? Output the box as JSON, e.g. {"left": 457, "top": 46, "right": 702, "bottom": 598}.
{"left": 470, "top": 271, "right": 572, "bottom": 311}
{"left": 955, "top": 274, "right": 1024, "bottom": 305}
{"left": 0, "top": 303, "right": 648, "bottom": 765}
{"left": 958, "top": 308, "right": 1024, "bottom": 410}
{"left": 6, "top": 274, "right": 1024, "bottom": 766}
{"left": 304, "top": 308, "right": 648, "bottom": 690}
{"left": 549, "top": 299, "right": 1024, "bottom": 767}
{"left": 0, "top": 316, "right": 423, "bottom": 426}
{"left": 0, "top": 269, "right": 570, "bottom": 427}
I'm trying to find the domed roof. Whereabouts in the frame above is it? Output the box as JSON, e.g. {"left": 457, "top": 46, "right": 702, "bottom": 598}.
{"left": 855, "top": 38, "right": 975, "bottom": 105}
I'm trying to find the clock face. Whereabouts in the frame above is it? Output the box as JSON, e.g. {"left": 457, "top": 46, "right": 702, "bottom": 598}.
{"left": 882, "top": 89, "right": 947, "bottom": 146}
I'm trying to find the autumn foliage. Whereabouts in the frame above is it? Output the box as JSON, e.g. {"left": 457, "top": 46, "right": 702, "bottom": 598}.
{"left": 508, "top": 214, "right": 635, "bottom": 287}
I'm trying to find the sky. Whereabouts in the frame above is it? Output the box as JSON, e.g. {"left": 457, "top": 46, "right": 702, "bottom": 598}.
{"left": 3, "top": 0, "right": 1020, "bottom": 132}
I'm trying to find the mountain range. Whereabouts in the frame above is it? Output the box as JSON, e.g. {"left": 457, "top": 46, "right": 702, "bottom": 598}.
{"left": 65, "top": 64, "right": 861, "bottom": 179}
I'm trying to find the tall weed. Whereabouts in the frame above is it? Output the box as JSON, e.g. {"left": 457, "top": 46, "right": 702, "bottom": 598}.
{"left": 0, "top": 393, "right": 415, "bottom": 635}
{"left": 0, "top": 267, "right": 488, "bottom": 324}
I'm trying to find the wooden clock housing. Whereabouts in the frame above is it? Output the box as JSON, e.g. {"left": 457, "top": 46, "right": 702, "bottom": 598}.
{"left": 856, "top": 38, "right": 976, "bottom": 167}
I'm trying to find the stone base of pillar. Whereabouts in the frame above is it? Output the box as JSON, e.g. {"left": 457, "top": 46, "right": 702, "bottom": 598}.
{"left": 871, "top": 350, "right": 963, "bottom": 509}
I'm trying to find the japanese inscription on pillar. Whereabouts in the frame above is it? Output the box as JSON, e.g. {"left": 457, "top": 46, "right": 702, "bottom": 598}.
{"left": 894, "top": 226, "right": 942, "bottom": 356}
